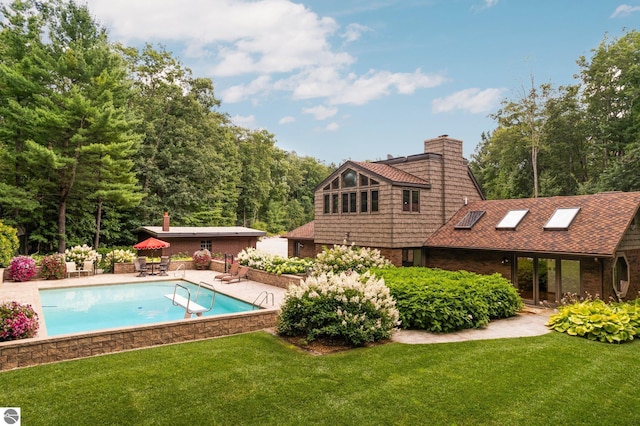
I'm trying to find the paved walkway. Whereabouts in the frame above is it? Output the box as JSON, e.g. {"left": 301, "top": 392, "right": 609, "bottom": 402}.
{"left": 392, "top": 306, "right": 554, "bottom": 344}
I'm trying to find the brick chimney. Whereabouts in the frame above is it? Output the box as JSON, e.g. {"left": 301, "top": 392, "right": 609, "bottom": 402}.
{"left": 162, "top": 212, "right": 170, "bottom": 231}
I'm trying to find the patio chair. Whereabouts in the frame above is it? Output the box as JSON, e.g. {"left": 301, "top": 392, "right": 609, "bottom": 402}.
{"left": 158, "top": 256, "right": 171, "bottom": 276}
{"left": 134, "top": 257, "right": 148, "bottom": 277}
{"left": 66, "top": 261, "right": 81, "bottom": 278}
{"left": 82, "top": 260, "right": 94, "bottom": 276}
{"left": 221, "top": 266, "right": 249, "bottom": 284}
{"left": 214, "top": 262, "right": 238, "bottom": 281}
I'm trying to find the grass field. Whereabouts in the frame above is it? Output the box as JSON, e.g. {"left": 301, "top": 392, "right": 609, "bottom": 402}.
{"left": 1, "top": 331, "right": 639, "bottom": 425}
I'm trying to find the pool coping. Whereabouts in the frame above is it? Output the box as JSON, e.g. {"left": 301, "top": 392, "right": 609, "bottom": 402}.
{"left": 0, "top": 271, "right": 288, "bottom": 371}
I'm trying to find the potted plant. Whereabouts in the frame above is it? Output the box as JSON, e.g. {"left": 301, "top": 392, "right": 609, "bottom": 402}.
{"left": 193, "top": 249, "right": 212, "bottom": 270}
{"left": 0, "top": 221, "right": 19, "bottom": 283}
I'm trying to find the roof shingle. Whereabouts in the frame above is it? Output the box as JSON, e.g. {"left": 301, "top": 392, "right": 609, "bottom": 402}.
{"left": 425, "top": 192, "right": 640, "bottom": 256}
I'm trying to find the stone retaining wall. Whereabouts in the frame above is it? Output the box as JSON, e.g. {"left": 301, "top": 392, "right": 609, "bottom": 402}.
{"left": 210, "top": 260, "right": 304, "bottom": 289}
{"left": 0, "top": 309, "right": 278, "bottom": 371}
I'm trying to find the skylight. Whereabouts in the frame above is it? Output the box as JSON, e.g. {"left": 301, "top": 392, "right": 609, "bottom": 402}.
{"left": 544, "top": 207, "right": 580, "bottom": 230}
{"left": 496, "top": 209, "right": 529, "bottom": 229}
{"left": 454, "top": 210, "right": 485, "bottom": 229}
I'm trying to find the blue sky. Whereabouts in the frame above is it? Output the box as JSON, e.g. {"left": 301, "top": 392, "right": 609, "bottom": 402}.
{"left": 79, "top": 0, "right": 639, "bottom": 164}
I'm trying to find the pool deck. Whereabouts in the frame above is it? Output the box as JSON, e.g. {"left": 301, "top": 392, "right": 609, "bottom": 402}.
{"left": 1, "top": 270, "right": 288, "bottom": 339}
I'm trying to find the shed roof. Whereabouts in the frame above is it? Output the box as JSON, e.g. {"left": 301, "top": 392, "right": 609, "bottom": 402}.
{"left": 139, "top": 226, "right": 266, "bottom": 238}
{"left": 425, "top": 191, "right": 640, "bottom": 257}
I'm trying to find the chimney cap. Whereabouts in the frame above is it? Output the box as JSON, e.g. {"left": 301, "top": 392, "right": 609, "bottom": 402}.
{"left": 438, "top": 134, "right": 449, "bottom": 138}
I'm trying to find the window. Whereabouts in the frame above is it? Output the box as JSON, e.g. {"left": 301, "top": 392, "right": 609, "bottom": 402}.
{"left": 331, "top": 178, "right": 339, "bottom": 190}
{"left": 332, "top": 193, "right": 338, "bottom": 213}
{"left": 360, "top": 191, "right": 368, "bottom": 212}
{"left": 496, "top": 209, "right": 528, "bottom": 229}
{"left": 342, "top": 169, "right": 357, "bottom": 187}
{"left": 342, "top": 193, "right": 349, "bottom": 213}
{"left": 323, "top": 194, "right": 330, "bottom": 214}
{"left": 455, "top": 210, "right": 485, "bottom": 229}
{"left": 371, "top": 190, "right": 379, "bottom": 212}
{"left": 200, "top": 240, "right": 212, "bottom": 251}
{"left": 350, "top": 192, "right": 357, "bottom": 212}
{"left": 360, "top": 175, "right": 369, "bottom": 186}
{"left": 545, "top": 207, "right": 580, "bottom": 230}
{"left": 403, "top": 189, "right": 419, "bottom": 212}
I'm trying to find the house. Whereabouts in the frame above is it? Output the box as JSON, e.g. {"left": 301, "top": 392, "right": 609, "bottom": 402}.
{"left": 285, "top": 220, "right": 316, "bottom": 259}
{"left": 136, "top": 212, "right": 266, "bottom": 258}
{"left": 295, "top": 135, "right": 484, "bottom": 265}
{"left": 424, "top": 191, "right": 640, "bottom": 303}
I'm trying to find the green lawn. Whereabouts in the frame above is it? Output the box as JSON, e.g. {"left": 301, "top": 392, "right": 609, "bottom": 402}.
{"left": 1, "top": 331, "right": 639, "bottom": 425}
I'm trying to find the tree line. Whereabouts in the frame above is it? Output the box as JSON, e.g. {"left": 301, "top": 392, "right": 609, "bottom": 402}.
{"left": 470, "top": 30, "right": 640, "bottom": 200}
{"left": 0, "top": 0, "right": 334, "bottom": 254}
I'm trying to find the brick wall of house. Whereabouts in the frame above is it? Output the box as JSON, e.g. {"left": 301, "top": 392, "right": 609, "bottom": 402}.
{"left": 625, "top": 249, "right": 640, "bottom": 299}
{"left": 582, "top": 258, "right": 605, "bottom": 299}
{"left": 425, "top": 248, "right": 513, "bottom": 279}
{"left": 286, "top": 239, "right": 317, "bottom": 259}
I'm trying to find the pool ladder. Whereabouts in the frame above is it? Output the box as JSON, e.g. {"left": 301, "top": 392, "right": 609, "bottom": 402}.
{"left": 166, "top": 281, "right": 216, "bottom": 318}
{"left": 252, "top": 291, "right": 274, "bottom": 309}
{"left": 173, "top": 263, "right": 186, "bottom": 278}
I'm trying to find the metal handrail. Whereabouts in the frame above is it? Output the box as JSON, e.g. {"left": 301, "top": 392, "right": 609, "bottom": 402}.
{"left": 169, "top": 282, "right": 216, "bottom": 314}
{"left": 174, "top": 263, "right": 185, "bottom": 278}
{"left": 252, "top": 291, "right": 274, "bottom": 309}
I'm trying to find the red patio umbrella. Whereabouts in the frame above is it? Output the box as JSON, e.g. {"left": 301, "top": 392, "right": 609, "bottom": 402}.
{"left": 133, "top": 237, "right": 171, "bottom": 250}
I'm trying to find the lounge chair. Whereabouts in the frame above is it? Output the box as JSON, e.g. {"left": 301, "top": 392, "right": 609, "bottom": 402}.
{"left": 134, "top": 257, "right": 148, "bottom": 277}
{"left": 214, "top": 263, "right": 238, "bottom": 281}
{"left": 158, "top": 256, "right": 171, "bottom": 276}
{"left": 66, "top": 261, "right": 81, "bottom": 278}
{"left": 221, "top": 266, "right": 249, "bottom": 284}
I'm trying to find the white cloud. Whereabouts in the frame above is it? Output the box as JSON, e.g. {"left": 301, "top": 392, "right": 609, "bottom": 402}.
{"left": 325, "top": 122, "right": 339, "bottom": 132}
{"left": 278, "top": 116, "right": 296, "bottom": 124}
{"left": 302, "top": 105, "right": 338, "bottom": 120}
{"left": 472, "top": 0, "right": 498, "bottom": 12}
{"left": 432, "top": 88, "right": 505, "bottom": 114}
{"left": 341, "top": 23, "right": 371, "bottom": 43}
{"left": 84, "top": 0, "right": 447, "bottom": 108}
{"left": 230, "top": 114, "right": 257, "bottom": 128}
{"left": 611, "top": 4, "right": 640, "bottom": 18}
{"left": 221, "top": 75, "right": 272, "bottom": 103}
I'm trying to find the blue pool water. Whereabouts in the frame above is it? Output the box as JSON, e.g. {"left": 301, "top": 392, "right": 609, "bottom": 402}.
{"left": 40, "top": 281, "right": 257, "bottom": 336}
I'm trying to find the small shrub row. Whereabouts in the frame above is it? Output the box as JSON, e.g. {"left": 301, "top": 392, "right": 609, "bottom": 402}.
{"left": 310, "top": 244, "right": 393, "bottom": 276}
{"left": 237, "top": 247, "right": 313, "bottom": 275}
{"left": 371, "top": 267, "right": 523, "bottom": 333}
{"left": 547, "top": 299, "right": 640, "bottom": 343}
{"left": 277, "top": 272, "right": 400, "bottom": 346}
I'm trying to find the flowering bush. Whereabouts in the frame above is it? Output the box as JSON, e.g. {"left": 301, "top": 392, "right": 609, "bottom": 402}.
{"left": 65, "top": 245, "right": 101, "bottom": 268}
{"left": 277, "top": 272, "right": 400, "bottom": 346}
{"left": 237, "top": 247, "right": 313, "bottom": 275}
{"left": 8, "top": 256, "right": 36, "bottom": 282}
{"left": 40, "top": 254, "right": 66, "bottom": 280}
{"left": 1, "top": 301, "right": 39, "bottom": 341}
{"left": 310, "top": 244, "right": 393, "bottom": 276}
{"left": 103, "top": 249, "right": 137, "bottom": 273}
{"left": 193, "top": 249, "right": 212, "bottom": 269}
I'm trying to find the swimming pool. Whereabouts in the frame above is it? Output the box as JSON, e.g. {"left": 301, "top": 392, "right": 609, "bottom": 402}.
{"left": 39, "top": 281, "right": 258, "bottom": 336}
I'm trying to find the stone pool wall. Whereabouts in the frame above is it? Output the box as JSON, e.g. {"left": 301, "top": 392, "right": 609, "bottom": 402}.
{"left": 0, "top": 309, "right": 278, "bottom": 371}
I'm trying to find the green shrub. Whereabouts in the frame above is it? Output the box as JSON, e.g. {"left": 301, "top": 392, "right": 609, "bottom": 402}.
{"left": 371, "top": 267, "right": 522, "bottom": 333}
{"left": 237, "top": 248, "right": 313, "bottom": 275}
{"left": 547, "top": 299, "right": 640, "bottom": 343}
{"left": 310, "top": 244, "right": 392, "bottom": 276}
{"left": 40, "top": 254, "right": 66, "bottom": 280}
{"left": 102, "top": 248, "right": 137, "bottom": 273}
{"left": 277, "top": 272, "right": 400, "bottom": 346}
{"left": 0, "top": 221, "right": 19, "bottom": 268}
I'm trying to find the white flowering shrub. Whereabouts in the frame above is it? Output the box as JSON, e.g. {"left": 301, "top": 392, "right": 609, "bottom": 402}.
{"left": 237, "top": 247, "right": 313, "bottom": 275}
{"left": 276, "top": 272, "right": 400, "bottom": 346}
{"left": 103, "top": 249, "right": 137, "bottom": 272}
{"left": 310, "top": 244, "right": 393, "bottom": 276}
{"left": 65, "top": 245, "right": 101, "bottom": 268}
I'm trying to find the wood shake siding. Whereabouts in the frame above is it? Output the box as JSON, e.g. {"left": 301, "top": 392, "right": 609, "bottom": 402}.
{"left": 313, "top": 135, "right": 484, "bottom": 260}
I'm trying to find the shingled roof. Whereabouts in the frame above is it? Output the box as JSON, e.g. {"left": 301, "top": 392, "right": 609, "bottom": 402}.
{"left": 351, "top": 161, "right": 430, "bottom": 187}
{"left": 425, "top": 191, "right": 640, "bottom": 257}
{"left": 285, "top": 220, "right": 315, "bottom": 240}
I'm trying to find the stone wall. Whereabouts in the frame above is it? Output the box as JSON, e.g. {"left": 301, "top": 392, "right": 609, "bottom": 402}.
{"left": 0, "top": 309, "right": 278, "bottom": 371}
